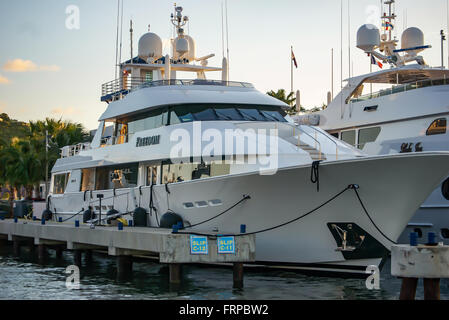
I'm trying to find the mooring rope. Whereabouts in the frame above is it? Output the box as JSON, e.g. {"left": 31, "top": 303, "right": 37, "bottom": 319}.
{"left": 310, "top": 160, "right": 322, "bottom": 192}
{"left": 177, "top": 184, "right": 397, "bottom": 246}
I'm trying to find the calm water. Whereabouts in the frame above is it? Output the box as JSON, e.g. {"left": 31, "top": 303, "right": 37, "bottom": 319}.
{"left": 0, "top": 244, "right": 448, "bottom": 300}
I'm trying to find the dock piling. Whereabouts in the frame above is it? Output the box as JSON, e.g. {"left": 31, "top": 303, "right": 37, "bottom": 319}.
{"left": 233, "top": 263, "right": 244, "bottom": 289}
{"left": 74, "top": 250, "right": 82, "bottom": 267}
{"left": 117, "top": 255, "right": 133, "bottom": 279}
{"left": 169, "top": 263, "right": 182, "bottom": 285}
{"left": 56, "top": 246, "right": 64, "bottom": 259}
{"left": 85, "top": 249, "right": 93, "bottom": 264}
{"left": 38, "top": 244, "right": 47, "bottom": 263}
{"left": 13, "top": 239, "right": 21, "bottom": 256}
{"left": 423, "top": 278, "right": 440, "bottom": 300}
{"left": 399, "top": 278, "right": 418, "bottom": 300}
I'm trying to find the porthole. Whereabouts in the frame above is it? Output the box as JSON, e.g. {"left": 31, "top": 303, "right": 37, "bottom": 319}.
{"left": 441, "top": 178, "right": 449, "bottom": 200}
{"left": 208, "top": 199, "right": 222, "bottom": 206}
{"left": 183, "top": 202, "right": 194, "bottom": 209}
{"left": 195, "top": 201, "right": 208, "bottom": 208}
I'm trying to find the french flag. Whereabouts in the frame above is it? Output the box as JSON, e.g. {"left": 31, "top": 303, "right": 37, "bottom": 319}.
{"left": 371, "top": 54, "right": 383, "bottom": 69}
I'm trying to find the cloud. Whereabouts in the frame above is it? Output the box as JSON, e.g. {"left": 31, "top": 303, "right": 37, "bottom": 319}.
{"left": 3, "top": 59, "right": 60, "bottom": 72}
{"left": 51, "top": 107, "right": 76, "bottom": 115}
{"left": 0, "top": 74, "right": 9, "bottom": 84}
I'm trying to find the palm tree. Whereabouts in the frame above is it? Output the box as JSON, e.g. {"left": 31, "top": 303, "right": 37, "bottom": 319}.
{"left": 0, "top": 116, "right": 90, "bottom": 213}
{"left": 28, "top": 118, "right": 90, "bottom": 198}
{"left": 266, "top": 89, "right": 305, "bottom": 115}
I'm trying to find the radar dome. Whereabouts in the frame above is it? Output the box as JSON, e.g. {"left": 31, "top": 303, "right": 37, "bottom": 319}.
{"left": 176, "top": 37, "right": 189, "bottom": 56}
{"left": 356, "top": 24, "right": 380, "bottom": 52}
{"left": 401, "top": 27, "right": 424, "bottom": 49}
{"left": 138, "top": 32, "right": 163, "bottom": 62}
{"left": 173, "top": 35, "right": 196, "bottom": 61}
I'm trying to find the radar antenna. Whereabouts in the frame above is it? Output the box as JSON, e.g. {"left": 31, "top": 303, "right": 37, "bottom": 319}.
{"left": 356, "top": 0, "right": 432, "bottom": 67}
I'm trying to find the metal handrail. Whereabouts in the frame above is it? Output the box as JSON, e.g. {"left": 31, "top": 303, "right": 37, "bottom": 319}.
{"left": 60, "top": 142, "right": 91, "bottom": 158}
{"left": 283, "top": 123, "right": 323, "bottom": 159}
{"left": 101, "top": 78, "right": 254, "bottom": 100}
{"left": 305, "top": 125, "right": 339, "bottom": 160}
{"left": 350, "top": 77, "right": 449, "bottom": 103}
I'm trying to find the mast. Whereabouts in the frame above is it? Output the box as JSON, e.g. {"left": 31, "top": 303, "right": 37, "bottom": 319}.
{"left": 130, "top": 20, "right": 133, "bottom": 62}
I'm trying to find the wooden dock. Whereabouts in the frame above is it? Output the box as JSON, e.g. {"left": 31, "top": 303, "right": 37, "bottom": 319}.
{"left": 0, "top": 219, "right": 256, "bottom": 288}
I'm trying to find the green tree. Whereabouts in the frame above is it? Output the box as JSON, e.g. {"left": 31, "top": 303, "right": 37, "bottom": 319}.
{"left": 266, "top": 89, "right": 305, "bottom": 115}
{"left": 0, "top": 115, "right": 90, "bottom": 216}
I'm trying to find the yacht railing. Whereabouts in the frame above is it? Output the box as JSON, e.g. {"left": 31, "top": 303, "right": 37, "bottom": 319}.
{"left": 349, "top": 78, "right": 449, "bottom": 103}
{"left": 60, "top": 143, "right": 91, "bottom": 158}
{"left": 101, "top": 78, "right": 254, "bottom": 101}
{"left": 283, "top": 123, "right": 326, "bottom": 160}
{"left": 305, "top": 125, "right": 339, "bottom": 160}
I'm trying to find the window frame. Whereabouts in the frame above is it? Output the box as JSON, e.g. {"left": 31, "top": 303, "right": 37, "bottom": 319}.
{"left": 426, "top": 118, "right": 447, "bottom": 136}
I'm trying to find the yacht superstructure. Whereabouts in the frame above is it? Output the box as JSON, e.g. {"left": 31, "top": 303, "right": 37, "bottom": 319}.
{"left": 296, "top": 0, "right": 449, "bottom": 244}
{"left": 48, "top": 5, "right": 449, "bottom": 276}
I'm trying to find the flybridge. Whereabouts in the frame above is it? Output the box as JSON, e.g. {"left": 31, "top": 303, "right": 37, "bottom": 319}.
{"left": 100, "top": 78, "right": 253, "bottom": 102}
{"left": 101, "top": 5, "right": 230, "bottom": 103}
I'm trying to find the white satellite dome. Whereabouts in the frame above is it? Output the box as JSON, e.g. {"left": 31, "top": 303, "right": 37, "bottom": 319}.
{"left": 175, "top": 37, "right": 189, "bottom": 56}
{"left": 138, "top": 32, "right": 163, "bottom": 62}
{"left": 356, "top": 24, "right": 380, "bottom": 52}
{"left": 402, "top": 27, "right": 424, "bottom": 49}
{"left": 173, "top": 35, "right": 196, "bottom": 61}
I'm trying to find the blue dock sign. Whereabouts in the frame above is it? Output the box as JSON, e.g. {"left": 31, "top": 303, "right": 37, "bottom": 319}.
{"left": 218, "top": 236, "right": 235, "bottom": 254}
{"left": 190, "top": 235, "right": 208, "bottom": 255}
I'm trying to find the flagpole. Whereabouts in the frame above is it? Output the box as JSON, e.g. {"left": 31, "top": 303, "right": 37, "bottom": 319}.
{"left": 370, "top": 56, "right": 372, "bottom": 96}
{"left": 291, "top": 46, "right": 293, "bottom": 95}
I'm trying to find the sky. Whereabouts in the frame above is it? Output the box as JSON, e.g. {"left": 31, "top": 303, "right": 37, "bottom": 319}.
{"left": 0, "top": 0, "right": 448, "bottom": 130}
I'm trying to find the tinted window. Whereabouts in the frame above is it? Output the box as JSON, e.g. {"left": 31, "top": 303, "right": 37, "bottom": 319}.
{"left": 162, "top": 161, "right": 231, "bottom": 184}
{"left": 125, "top": 108, "right": 168, "bottom": 136}
{"left": 215, "top": 108, "right": 244, "bottom": 121}
{"left": 80, "top": 168, "right": 95, "bottom": 191}
{"left": 170, "top": 104, "right": 286, "bottom": 124}
{"left": 426, "top": 118, "right": 446, "bottom": 136}
{"left": 238, "top": 108, "right": 266, "bottom": 121}
{"left": 341, "top": 130, "right": 356, "bottom": 146}
{"left": 358, "top": 127, "right": 381, "bottom": 149}
{"left": 53, "top": 173, "right": 70, "bottom": 194}
{"left": 95, "top": 163, "right": 138, "bottom": 190}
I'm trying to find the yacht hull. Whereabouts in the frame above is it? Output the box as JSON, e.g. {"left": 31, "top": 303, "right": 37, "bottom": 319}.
{"left": 51, "top": 152, "right": 449, "bottom": 276}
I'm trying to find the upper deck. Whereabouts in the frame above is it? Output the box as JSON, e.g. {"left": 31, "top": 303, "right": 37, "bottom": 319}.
{"left": 101, "top": 78, "right": 254, "bottom": 102}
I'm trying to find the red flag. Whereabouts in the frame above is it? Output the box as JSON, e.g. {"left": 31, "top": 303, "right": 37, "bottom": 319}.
{"left": 291, "top": 49, "right": 298, "bottom": 69}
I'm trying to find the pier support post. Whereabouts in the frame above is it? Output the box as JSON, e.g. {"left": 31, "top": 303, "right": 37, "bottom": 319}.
{"left": 85, "top": 250, "right": 93, "bottom": 264}
{"left": 169, "top": 263, "right": 182, "bottom": 285}
{"left": 117, "top": 255, "right": 133, "bottom": 279}
{"left": 28, "top": 241, "right": 35, "bottom": 252}
{"left": 38, "top": 244, "right": 47, "bottom": 263}
{"left": 423, "top": 278, "right": 440, "bottom": 300}
{"left": 13, "top": 240, "right": 20, "bottom": 256}
{"left": 74, "top": 250, "right": 82, "bottom": 267}
{"left": 399, "top": 278, "right": 418, "bottom": 300}
{"left": 233, "top": 263, "right": 244, "bottom": 289}
{"left": 56, "top": 246, "right": 63, "bottom": 259}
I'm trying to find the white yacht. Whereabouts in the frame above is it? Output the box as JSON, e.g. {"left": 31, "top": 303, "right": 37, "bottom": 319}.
{"left": 297, "top": 0, "right": 449, "bottom": 245}
{"left": 47, "top": 6, "right": 449, "bottom": 276}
